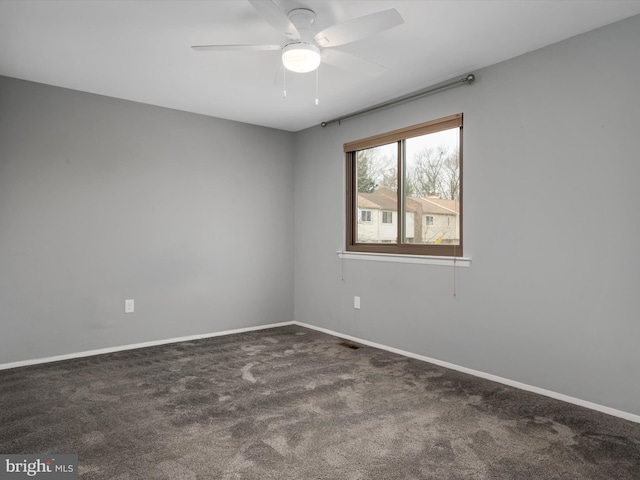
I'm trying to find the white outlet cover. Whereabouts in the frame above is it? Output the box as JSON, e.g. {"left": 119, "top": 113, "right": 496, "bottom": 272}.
{"left": 124, "top": 299, "right": 135, "bottom": 313}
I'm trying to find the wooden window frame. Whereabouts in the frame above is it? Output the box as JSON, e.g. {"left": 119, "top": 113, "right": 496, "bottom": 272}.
{"left": 345, "top": 113, "right": 463, "bottom": 257}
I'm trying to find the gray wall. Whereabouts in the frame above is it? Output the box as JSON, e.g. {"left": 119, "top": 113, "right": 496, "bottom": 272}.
{"left": 0, "top": 76, "right": 294, "bottom": 363}
{"left": 294, "top": 15, "right": 640, "bottom": 416}
{"left": 2, "top": 14, "right": 639, "bottom": 417}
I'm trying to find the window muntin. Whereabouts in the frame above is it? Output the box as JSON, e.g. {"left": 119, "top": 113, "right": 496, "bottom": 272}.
{"left": 345, "top": 114, "right": 463, "bottom": 257}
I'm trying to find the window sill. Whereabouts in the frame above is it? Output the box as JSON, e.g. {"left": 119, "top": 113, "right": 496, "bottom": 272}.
{"left": 336, "top": 251, "right": 471, "bottom": 267}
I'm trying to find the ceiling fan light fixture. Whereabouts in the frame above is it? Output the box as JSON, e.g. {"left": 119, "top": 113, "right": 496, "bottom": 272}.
{"left": 282, "top": 43, "right": 321, "bottom": 73}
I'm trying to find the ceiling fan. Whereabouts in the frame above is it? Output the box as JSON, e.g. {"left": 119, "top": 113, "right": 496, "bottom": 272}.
{"left": 191, "top": 0, "right": 404, "bottom": 76}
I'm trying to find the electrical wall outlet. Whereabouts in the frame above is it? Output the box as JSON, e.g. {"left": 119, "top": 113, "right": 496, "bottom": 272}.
{"left": 354, "top": 296, "right": 360, "bottom": 309}
{"left": 124, "top": 299, "right": 135, "bottom": 313}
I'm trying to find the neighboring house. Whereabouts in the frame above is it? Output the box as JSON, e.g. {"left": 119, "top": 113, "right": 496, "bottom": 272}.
{"left": 357, "top": 187, "right": 458, "bottom": 244}
{"left": 406, "top": 196, "right": 459, "bottom": 244}
{"left": 357, "top": 188, "right": 413, "bottom": 243}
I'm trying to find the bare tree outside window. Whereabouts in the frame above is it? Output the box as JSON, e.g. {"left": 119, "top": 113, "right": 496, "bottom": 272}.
{"left": 404, "top": 128, "right": 460, "bottom": 246}
{"left": 405, "top": 129, "right": 460, "bottom": 201}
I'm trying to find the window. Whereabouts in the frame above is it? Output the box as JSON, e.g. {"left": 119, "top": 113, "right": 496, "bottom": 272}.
{"left": 360, "top": 210, "right": 372, "bottom": 223}
{"left": 345, "top": 113, "right": 463, "bottom": 256}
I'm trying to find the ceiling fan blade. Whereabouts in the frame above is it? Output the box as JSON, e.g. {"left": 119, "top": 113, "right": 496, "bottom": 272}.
{"left": 321, "top": 49, "right": 387, "bottom": 76}
{"left": 191, "top": 44, "right": 281, "bottom": 52}
{"left": 314, "top": 8, "right": 403, "bottom": 47}
{"left": 248, "top": 0, "right": 300, "bottom": 40}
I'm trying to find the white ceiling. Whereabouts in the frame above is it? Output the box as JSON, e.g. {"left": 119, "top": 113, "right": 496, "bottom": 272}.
{"left": 1, "top": 1, "right": 640, "bottom": 132}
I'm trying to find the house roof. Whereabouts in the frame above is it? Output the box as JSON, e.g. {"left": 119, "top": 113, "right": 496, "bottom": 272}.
{"left": 409, "top": 196, "right": 459, "bottom": 215}
{"left": 357, "top": 196, "right": 381, "bottom": 210}
{"left": 358, "top": 187, "right": 458, "bottom": 215}
{"left": 358, "top": 187, "right": 400, "bottom": 211}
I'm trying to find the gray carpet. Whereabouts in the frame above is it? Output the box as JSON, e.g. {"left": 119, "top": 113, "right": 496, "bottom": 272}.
{"left": 1, "top": 325, "right": 639, "bottom": 479}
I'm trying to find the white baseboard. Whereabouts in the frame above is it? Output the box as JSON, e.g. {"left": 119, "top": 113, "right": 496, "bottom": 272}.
{"left": 294, "top": 321, "right": 640, "bottom": 425}
{"left": 2, "top": 320, "right": 638, "bottom": 425}
{"left": 0, "top": 321, "right": 295, "bottom": 371}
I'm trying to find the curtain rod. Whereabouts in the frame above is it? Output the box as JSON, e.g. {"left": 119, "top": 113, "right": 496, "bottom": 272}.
{"left": 320, "top": 73, "right": 475, "bottom": 128}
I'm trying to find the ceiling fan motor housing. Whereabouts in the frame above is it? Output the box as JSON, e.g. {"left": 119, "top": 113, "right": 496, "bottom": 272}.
{"left": 287, "top": 8, "right": 317, "bottom": 37}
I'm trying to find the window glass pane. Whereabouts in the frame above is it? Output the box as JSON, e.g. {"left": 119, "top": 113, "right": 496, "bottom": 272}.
{"left": 355, "top": 143, "right": 397, "bottom": 244}
{"left": 403, "top": 128, "right": 460, "bottom": 245}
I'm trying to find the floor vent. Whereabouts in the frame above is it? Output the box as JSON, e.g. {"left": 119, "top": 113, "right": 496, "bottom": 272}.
{"left": 339, "top": 342, "right": 360, "bottom": 350}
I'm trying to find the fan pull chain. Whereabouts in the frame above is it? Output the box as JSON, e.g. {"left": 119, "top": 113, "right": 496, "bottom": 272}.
{"left": 452, "top": 244, "right": 457, "bottom": 298}
{"left": 453, "top": 256, "right": 457, "bottom": 297}
{"left": 283, "top": 68, "right": 287, "bottom": 98}
{"left": 315, "top": 68, "right": 319, "bottom": 105}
